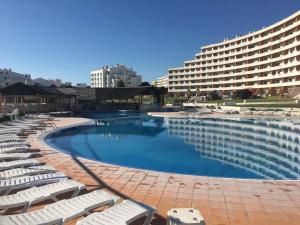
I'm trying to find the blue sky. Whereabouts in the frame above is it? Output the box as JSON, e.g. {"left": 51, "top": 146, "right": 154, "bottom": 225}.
{"left": 0, "top": 0, "right": 299, "bottom": 84}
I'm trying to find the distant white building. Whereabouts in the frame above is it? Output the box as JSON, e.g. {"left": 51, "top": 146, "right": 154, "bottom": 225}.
{"left": 76, "top": 83, "right": 88, "bottom": 87}
{"left": 0, "top": 68, "right": 33, "bottom": 88}
{"left": 91, "top": 64, "right": 142, "bottom": 88}
{"left": 0, "top": 68, "right": 69, "bottom": 88}
{"left": 153, "top": 75, "right": 168, "bottom": 88}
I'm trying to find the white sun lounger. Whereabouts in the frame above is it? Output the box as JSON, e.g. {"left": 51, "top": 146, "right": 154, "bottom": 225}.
{"left": 14, "top": 119, "right": 42, "bottom": 124}
{"left": 0, "top": 172, "right": 67, "bottom": 195}
{"left": 0, "top": 165, "right": 56, "bottom": 179}
{"left": 0, "top": 134, "right": 22, "bottom": 138}
{"left": 0, "top": 134, "right": 19, "bottom": 138}
{"left": 13, "top": 121, "right": 44, "bottom": 128}
{"left": 77, "top": 200, "right": 156, "bottom": 225}
{"left": 0, "top": 137, "right": 24, "bottom": 142}
{"left": 0, "top": 153, "right": 40, "bottom": 161}
{"left": 0, "top": 140, "right": 27, "bottom": 144}
{"left": 7, "top": 123, "right": 40, "bottom": 129}
{"left": 0, "top": 130, "right": 23, "bottom": 135}
{"left": 0, "top": 125, "right": 24, "bottom": 129}
{"left": 0, "top": 159, "right": 42, "bottom": 171}
{"left": 0, "top": 146, "right": 32, "bottom": 154}
{"left": 0, "top": 190, "right": 119, "bottom": 225}
{"left": 0, "top": 138, "right": 25, "bottom": 144}
{"left": 0, "top": 142, "right": 29, "bottom": 148}
{"left": 0, "top": 126, "right": 30, "bottom": 132}
{"left": 0, "top": 179, "right": 85, "bottom": 213}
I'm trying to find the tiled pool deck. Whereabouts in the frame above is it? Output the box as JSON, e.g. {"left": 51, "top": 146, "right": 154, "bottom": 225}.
{"left": 27, "top": 117, "right": 300, "bottom": 225}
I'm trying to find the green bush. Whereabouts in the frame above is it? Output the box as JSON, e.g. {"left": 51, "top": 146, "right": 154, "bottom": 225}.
{"left": 0, "top": 115, "right": 12, "bottom": 122}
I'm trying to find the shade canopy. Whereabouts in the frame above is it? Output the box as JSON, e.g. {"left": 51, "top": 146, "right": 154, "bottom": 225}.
{"left": 95, "top": 87, "right": 166, "bottom": 99}
{"left": 0, "top": 83, "right": 76, "bottom": 96}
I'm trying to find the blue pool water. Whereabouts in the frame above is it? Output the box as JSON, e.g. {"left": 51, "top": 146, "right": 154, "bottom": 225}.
{"left": 45, "top": 115, "right": 300, "bottom": 180}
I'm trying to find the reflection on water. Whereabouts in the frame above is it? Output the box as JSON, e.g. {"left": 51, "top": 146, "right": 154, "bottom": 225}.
{"left": 46, "top": 115, "right": 300, "bottom": 180}
{"left": 167, "top": 117, "right": 300, "bottom": 180}
{"left": 92, "top": 117, "right": 165, "bottom": 140}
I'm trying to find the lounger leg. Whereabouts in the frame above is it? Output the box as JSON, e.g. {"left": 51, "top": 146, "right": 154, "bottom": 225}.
{"left": 21, "top": 202, "right": 30, "bottom": 212}
{"left": 3, "top": 189, "right": 11, "bottom": 195}
{"left": 0, "top": 209, "right": 8, "bottom": 215}
{"left": 71, "top": 188, "right": 80, "bottom": 198}
{"left": 51, "top": 196, "right": 59, "bottom": 202}
{"left": 143, "top": 211, "right": 155, "bottom": 225}
{"left": 84, "top": 209, "right": 91, "bottom": 215}
{"left": 166, "top": 217, "right": 171, "bottom": 225}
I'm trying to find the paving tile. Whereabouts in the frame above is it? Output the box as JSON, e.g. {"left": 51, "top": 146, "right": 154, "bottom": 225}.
{"left": 22, "top": 117, "right": 300, "bottom": 225}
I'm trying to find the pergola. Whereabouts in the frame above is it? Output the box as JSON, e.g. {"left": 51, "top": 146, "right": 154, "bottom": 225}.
{"left": 95, "top": 87, "right": 167, "bottom": 105}
{"left": 0, "top": 83, "right": 76, "bottom": 113}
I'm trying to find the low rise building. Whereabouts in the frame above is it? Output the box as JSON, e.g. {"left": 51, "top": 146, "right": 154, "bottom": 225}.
{"left": 91, "top": 64, "right": 142, "bottom": 88}
{"left": 0, "top": 68, "right": 33, "bottom": 88}
{"left": 153, "top": 76, "right": 168, "bottom": 88}
{"left": 0, "top": 68, "right": 68, "bottom": 88}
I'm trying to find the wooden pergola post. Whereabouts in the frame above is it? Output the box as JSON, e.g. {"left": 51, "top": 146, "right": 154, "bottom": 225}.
{"left": 36, "top": 93, "right": 40, "bottom": 113}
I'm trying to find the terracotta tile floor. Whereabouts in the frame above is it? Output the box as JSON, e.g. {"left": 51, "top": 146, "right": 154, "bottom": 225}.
{"left": 23, "top": 117, "right": 300, "bottom": 225}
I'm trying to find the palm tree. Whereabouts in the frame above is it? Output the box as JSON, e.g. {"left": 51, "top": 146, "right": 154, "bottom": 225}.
{"left": 186, "top": 87, "right": 192, "bottom": 103}
{"left": 195, "top": 88, "right": 200, "bottom": 102}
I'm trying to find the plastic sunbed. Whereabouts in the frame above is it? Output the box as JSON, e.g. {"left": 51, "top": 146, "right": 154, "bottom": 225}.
{"left": 0, "top": 153, "right": 40, "bottom": 161}
{"left": 0, "top": 165, "right": 56, "bottom": 179}
{"left": 0, "top": 179, "right": 85, "bottom": 213}
{"left": 0, "top": 172, "right": 67, "bottom": 195}
{"left": 0, "top": 190, "right": 119, "bottom": 225}
{"left": 77, "top": 199, "right": 156, "bottom": 225}
{"left": 0, "top": 159, "right": 42, "bottom": 171}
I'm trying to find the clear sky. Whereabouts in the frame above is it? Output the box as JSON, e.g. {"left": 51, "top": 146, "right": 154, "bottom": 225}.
{"left": 0, "top": 0, "right": 299, "bottom": 85}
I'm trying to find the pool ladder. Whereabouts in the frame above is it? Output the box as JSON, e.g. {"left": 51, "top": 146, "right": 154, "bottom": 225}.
{"left": 93, "top": 120, "right": 109, "bottom": 126}
{"left": 48, "top": 122, "right": 60, "bottom": 133}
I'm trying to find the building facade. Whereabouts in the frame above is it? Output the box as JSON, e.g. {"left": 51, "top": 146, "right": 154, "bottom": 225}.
{"left": 91, "top": 64, "right": 142, "bottom": 88}
{"left": 0, "top": 68, "right": 33, "bottom": 88}
{"left": 168, "top": 11, "right": 300, "bottom": 97}
{"left": 153, "top": 75, "right": 169, "bottom": 88}
{"left": 0, "top": 68, "right": 68, "bottom": 88}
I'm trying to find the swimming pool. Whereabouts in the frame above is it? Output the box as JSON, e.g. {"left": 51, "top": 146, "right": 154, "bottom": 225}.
{"left": 45, "top": 115, "right": 300, "bottom": 180}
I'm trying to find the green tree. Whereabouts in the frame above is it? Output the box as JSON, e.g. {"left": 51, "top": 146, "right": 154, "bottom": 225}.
{"left": 140, "top": 81, "right": 151, "bottom": 86}
{"left": 117, "top": 80, "right": 125, "bottom": 87}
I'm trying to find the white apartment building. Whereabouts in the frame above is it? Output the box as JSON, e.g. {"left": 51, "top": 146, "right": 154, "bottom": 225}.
{"left": 0, "top": 68, "right": 33, "bottom": 88}
{"left": 91, "top": 64, "right": 142, "bottom": 88}
{"left": 0, "top": 68, "right": 68, "bottom": 88}
{"left": 168, "top": 10, "right": 300, "bottom": 97}
{"left": 153, "top": 76, "right": 169, "bottom": 88}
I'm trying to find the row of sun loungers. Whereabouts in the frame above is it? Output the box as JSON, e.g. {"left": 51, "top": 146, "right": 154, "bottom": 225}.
{"left": 0, "top": 190, "right": 155, "bottom": 225}
{"left": 0, "top": 115, "right": 156, "bottom": 225}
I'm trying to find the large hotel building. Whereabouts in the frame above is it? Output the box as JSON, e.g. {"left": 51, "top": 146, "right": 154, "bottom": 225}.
{"left": 168, "top": 10, "right": 300, "bottom": 97}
